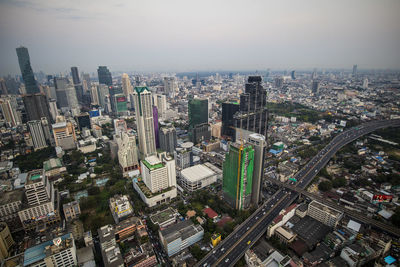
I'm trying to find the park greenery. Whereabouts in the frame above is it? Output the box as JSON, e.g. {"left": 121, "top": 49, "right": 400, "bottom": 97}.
{"left": 14, "top": 146, "right": 55, "bottom": 171}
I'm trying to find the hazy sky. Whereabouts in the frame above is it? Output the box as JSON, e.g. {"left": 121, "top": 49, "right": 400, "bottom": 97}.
{"left": 1, "top": 0, "right": 400, "bottom": 75}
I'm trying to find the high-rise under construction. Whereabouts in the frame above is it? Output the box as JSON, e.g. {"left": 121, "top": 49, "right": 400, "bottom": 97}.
{"left": 222, "top": 142, "right": 254, "bottom": 210}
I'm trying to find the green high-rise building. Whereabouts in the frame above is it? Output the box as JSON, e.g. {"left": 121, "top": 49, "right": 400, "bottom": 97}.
{"left": 223, "top": 142, "right": 254, "bottom": 210}
{"left": 188, "top": 97, "right": 208, "bottom": 128}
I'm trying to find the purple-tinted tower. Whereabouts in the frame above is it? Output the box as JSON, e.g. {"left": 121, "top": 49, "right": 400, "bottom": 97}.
{"left": 153, "top": 106, "right": 160, "bottom": 148}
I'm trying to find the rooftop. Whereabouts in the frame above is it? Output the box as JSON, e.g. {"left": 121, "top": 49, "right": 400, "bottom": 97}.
{"left": 52, "top": 122, "right": 67, "bottom": 129}
{"left": 142, "top": 155, "right": 163, "bottom": 170}
{"left": 0, "top": 188, "right": 24, "bottom": 205}
{"left": 292, "top": 216, "right": 331, "bottom": 247}
{"left": 160, "top": 220, "right": 203, "bottom": 244}
{"left": 150, "top": 207, "right": 177, "bottom": 225}
{"left": 43, "top": 158, "right": 63, "bottom": 171}
{"left": 309, "top": 200, "right": 342, "bottom": 217}
{"left": 26, "top": 170, "right": 44, "bottom": 185}
{"left": 203, "top": 207, "right": 218, "bottom": 219}
{"left": 181, "top": 164, "right": 215, "bottom": 182}
{"left": 23, "top": 233, "right": 73, "bottom": 266}
{"left": 115, "top": 216, "right": 141, "bottom": 232}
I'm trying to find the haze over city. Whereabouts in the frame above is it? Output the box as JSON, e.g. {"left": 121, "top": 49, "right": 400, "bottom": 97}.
{"left": 1, "top": 0, "right": 400, "bottom": 75}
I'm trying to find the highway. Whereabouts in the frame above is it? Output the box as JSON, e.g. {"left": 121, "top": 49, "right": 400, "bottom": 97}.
{"left": 196, "top": 119, "right": 400, "bottom": 267}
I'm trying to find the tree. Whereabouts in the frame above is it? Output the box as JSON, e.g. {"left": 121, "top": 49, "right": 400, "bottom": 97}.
{"left": 332, "top": 177, "right": 346, "bottom": 188}
{"left": 318, "top": 181, "right": 332, "bottom": 192}
{"left": 392, "top": 207, "right": 400, "bottom": 228}
{"left": 189, "top": 244, "right": 206, "bottom": 261}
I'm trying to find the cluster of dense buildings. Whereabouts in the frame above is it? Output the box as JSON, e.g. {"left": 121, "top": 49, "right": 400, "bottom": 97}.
{"left": 1, "top": 46, "right": 400, "bottom": 266}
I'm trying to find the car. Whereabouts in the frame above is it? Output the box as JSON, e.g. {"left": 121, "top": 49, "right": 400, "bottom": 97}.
{"left": 263, "top": 211, "right": 266, "bottom": 215}
{"left": 247, "top": 226, "right": 250, "bottom": 230}
{"left": 225, "top": 258, "right": 230, "bottom": 263}
{"left": 213, "top": 250, "right": 216, "bottom": 254}
{"left": 247, "top": 240, "right": 251, "bottom": 245}
{"left": 221, "top": 247, "right": 225, "bottom": 252}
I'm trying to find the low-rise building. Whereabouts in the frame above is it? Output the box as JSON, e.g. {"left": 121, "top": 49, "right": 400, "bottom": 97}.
{"left": 159, "top": 220, "right": 204, "bottom": 257}
{"left": 274, "top": 226, "right": 296, "bottom": 244}
{"left": 123, "top": 242, "right": 157, "bottom": 267}
{"left": 180, "top": 164, "right": 217, "bottom": 192}
{"left": 23, "top": 233, "right": 77, "bottom": 267}
{"left": 43, "top": 158, "right": 66, "bottom": 182}
{"left": 0, "top": 223, "right": 14, "bottom": 260}
{"left": 109, "top": 195, "right": 133, "bottom": 223}
{"left": 63, "top": 201, "right": 81, "bottom": 222}
{"left": 149, "top": 207, "right": 179, "bottom": 229}
{"left": 115, "top": 216, "right": 143, "bottom": 242}
{"left": 308, "top": 200, "right": 343, "bottom": 227}
{"left": 267, "top": 204, "right": 297, "bottom": 237}
{"left": 0, "top": 189, "right": 23, "bottom": 225}
{"left": 98, "top": 225, "right": 124, "bottom": 267}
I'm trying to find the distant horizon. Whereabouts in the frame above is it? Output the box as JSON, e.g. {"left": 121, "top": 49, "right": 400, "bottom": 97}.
{"left": 1, "top": 0, "right": 400, "bottom": 76}
{"left": 5, "top": 65, "right": 400, "bottom": 79}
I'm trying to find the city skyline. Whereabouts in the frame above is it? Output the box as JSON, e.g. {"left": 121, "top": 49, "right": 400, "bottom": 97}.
{"left": 1, "top": 0, "right": 400, "bottom": 76}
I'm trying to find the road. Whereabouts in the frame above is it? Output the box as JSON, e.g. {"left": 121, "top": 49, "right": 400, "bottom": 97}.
{"left": 196, "top": 119, "right": 400, "bottom": 267}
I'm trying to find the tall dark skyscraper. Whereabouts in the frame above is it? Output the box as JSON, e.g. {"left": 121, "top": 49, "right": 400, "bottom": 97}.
{"left": 71, "top": 67, "right": 84, "bottom": 104}
{"left": 22, "top": 94, "right": 52, "bottom": 123}
{"left": 71, "top": 67, "right": 80, "bottom": 85}
{"left": 234, "top": 76, "right": 268, "bottom": 137}
{"left": 16, "top": 46, "right": 40, "bottom": 94}
{"left": 222, "top": 101, "right": 240, "bottom": 139}
{"left": 352, "top": 64, "right": 358, "bottom": 77}
{"left": 291, "top": 70, "right": 296, "bottom": 80}
{"left": 188, "top": 97, "right": 208, "bottom": 129}
{"left": 97, "top": 66, "right": 112, "bottom": 86}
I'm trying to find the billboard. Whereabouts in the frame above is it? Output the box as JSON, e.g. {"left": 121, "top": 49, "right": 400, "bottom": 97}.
{"left": 372, "top": 194, "right": 393, "bottom": 202}
{"left": 89, "top": 110, "right": 100, "bottom": 117}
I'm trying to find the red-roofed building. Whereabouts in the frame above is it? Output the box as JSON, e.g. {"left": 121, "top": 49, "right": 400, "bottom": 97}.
{"left": 203, "top": 208, "right": 218, "bottom": 222}
{"left": 217, "top": 216, "right": 232, "bottom": 227}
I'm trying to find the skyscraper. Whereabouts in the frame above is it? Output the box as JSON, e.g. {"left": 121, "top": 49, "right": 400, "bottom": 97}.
{"left": 133, "top": 87, "right": 156, "bottom": 158}
{"left": 234, "top": 76, "right": 268, "bottom": 138}
{"left": 153, "top": 106, "right": 160, "bottom": 148}
{"left": 121, "top": 73, "right": 133, "bottom": 98}
{"left": 352, "top": 64, "right": 358, "bottom": 77}
{"left": 312, "top": 80, "right": 320, "bottom": 95}
{"left": 22, "top": 93, "right": 52, "bottom": 123}
{"left": 54, "top": 77, "right": 79, "bottom": 111}
{"left": 28, "top": 120, "right": 47, "bottom": 151}
{"left": 159, "top": 126, "right": 177, "bottom": 155}
{"left": 97, "top": 84, "right": 109, "bottom": 109}
{"left": 0, "top": 78, "right": 8, "bottom": 95}
{"left": 223, "top": 142, "right": 254, "bottom": 210}
{"left": 111, "top": 94, "right": 128, "bottom": 115}
{"left": 116, "top": 131, "right": 139, "bottom": 176}
{"left": 248, "top": 133, "right": 266, "bottom": 205}
{"left": 163, "top": 77, "right": 176, "bottom": 98}
{"left": 48, "top": 99, "right": 59, "bottom": 122}
{"left": 0, "top": 97, "right": 21, "bottom": 126}
{"left": 71, "top": 67, "right": 84, "bottom": 104}
{"left": 291, "top": 70, "right": 296, "bottom": 80}
{"left": 16, "top": 46, "right": 39, "bottom": 94}
{"left": 188, "top": 97, "right": 208, "bottom": 129}
{"left": 97, "top": 66, "right": 112, "bottom": 86}
{"left": 153, "top": 94, "right": 167, "bottom": 119}
{"left": 221, "top": 101, "right": 240, "bottom": 139}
